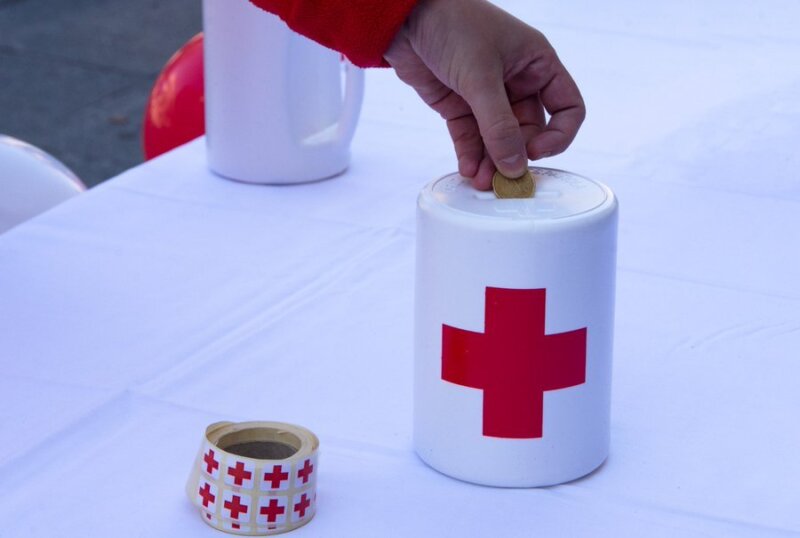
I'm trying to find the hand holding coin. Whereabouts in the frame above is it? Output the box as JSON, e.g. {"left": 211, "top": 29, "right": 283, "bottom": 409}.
{"left": 385, "top": 0, "right": 585, "bottom": 191}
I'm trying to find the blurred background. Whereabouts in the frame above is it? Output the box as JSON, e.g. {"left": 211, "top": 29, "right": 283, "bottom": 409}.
{"left": 0, "top": 0, "right": 201, "bottom": 187}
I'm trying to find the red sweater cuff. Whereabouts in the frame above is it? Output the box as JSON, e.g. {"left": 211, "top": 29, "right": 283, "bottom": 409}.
{"left": 249, "top": 0, "right": 419, "bottom": 68}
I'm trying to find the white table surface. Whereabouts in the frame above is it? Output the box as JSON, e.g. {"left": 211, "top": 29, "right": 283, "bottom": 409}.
{"left": 2, "top": 1, "right": 799, "bottom": 536}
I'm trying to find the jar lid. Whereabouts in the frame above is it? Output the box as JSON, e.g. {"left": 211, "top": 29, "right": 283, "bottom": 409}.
{"left": 424, "top": 168, "right": 612, "bottom": 221}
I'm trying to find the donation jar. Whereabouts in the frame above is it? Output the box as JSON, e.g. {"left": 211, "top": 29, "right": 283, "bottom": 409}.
{"left": 414, "top": 168, "right": 618, "bottom": 487}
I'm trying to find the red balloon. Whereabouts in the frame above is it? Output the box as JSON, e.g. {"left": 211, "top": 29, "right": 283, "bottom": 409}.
{"left": 142, "top": 33, "right": 205, "bottom": 160}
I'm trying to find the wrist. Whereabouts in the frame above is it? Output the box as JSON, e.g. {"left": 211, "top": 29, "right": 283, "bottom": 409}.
{"left": 385, "top": 0, "right": 427, "bottom": 62}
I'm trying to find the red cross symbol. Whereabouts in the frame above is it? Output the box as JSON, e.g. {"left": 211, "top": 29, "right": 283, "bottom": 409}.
{"left": 263, "top": 465, "right": 289, "bottom": 489}
{"left": 203, "top": 449, "right": 219, "bottom": 475}
{"left": 224, "top": 495, "right": 248, "bottom": 520}
{"left": 297, "top": 459, "right": 314, "bottom": 484}
{"left": 259, "top": 499, "right": 285, "bottom": 523}
{"left": 293, "top": 493, "right": 311, "bottom": 518}
{"left": 442, "top": 287, "right": 587, "bottom": 439}
{"left": 227, "top": 461, "right": 252, "bottom": 486}
{"left": 198, "top": 482, "right": 216, "bottom": 508}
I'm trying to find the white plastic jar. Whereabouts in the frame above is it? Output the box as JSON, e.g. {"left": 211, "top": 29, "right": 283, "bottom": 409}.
{"left": 414, "top": 168, "right": 618, "bottom": 487}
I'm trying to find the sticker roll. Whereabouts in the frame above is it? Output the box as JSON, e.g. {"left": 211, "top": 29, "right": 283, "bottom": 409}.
{"left": 414, "top": 168, "right": 618, "bottom": 487}
{"left": 186, "top": 421, "right": 319, "bottom": 535}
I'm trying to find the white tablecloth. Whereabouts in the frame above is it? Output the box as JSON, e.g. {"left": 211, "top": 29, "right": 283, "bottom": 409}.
{"left": 2, "top": 1, "right": 799, "bottom": 536}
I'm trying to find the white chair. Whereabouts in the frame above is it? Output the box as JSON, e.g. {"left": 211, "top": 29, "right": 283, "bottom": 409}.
{"left": 0, "top": 135, "right": 86, "bottom": 234}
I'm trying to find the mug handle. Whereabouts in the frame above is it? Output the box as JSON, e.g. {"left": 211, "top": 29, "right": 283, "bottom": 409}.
{"left": 335, "top": 60, "right": 365, "bottom": 145}
{"left": 299, "top": 58, "right": 364, "bottom": 147}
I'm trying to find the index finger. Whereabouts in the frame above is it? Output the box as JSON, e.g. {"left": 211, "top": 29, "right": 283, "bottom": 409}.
{"left": 460, "top": 74, "right": 528, "bottom": 178}
{"left": 528, "top": 61, "right": 585, "bottom": 159}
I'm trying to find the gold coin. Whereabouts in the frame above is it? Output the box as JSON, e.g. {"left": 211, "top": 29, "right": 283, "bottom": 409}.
{"left": 492, "top": 169, "right": 535, "bottom": 199}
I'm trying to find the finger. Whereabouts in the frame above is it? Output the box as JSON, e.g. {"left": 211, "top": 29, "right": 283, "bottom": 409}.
{"left": 470, "top": 150, "right": 496, "bottom": 191}
{"left": 470, "top": 97, "right": 545, "bottom": 190}
{"left": 427, "top": 90, "right": 484, "bottom": 178}
{"left": 531, "top": 65, "right": 585, "bottom": 159}
{"left": 388, "top": 52, "right": 483, "bottom": 176}
{"left": 511, "top": 95, "right": 546, "bottom": 133}
{"left": 389, "top": 46, "right": 469, "bottom": 119}
{"left": 389, "top": 46, "right": 473, "bottom": 122}
{"left": 414, "top": 85, "right": 484, "bottom": 178}
{"left": 446, "top": 114, "right": 483, "bottom": 178}
{"left": 460, "top": 76, "right": 528, "bottom": 179}
{"left": 509, "top": 95, "right": 547, "bottom": 160}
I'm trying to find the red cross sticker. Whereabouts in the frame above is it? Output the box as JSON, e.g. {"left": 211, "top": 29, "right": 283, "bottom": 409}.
{"left": 293, "top": 493, "right": 311, "bottom": 520}
{"left": 226, "top": 460, "right": 253, "bottom": 488}
{"left": 224, "top": 494, "right": 249, "bottom": 520}
{"left": 203, "top": 448, "right": 219, "bottom": 477}
{"left": 262, "top": 465, "right": 289, "bottom": 490}
{"left": 259, "top": 498, "right": 286, "bottom": 523}
{"left": 442, "top": 287, "right": 587, "bottom": 439}
{"left": 198, "top": 482, "right": 216, "bottom": 508}
{"left": 296, "top": 459, "right": 314, "bottom": 486}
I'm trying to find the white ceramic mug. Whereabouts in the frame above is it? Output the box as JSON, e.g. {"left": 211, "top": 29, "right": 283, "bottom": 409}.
{"left": 203, "top": 0, "right": 364, "bottom": 184}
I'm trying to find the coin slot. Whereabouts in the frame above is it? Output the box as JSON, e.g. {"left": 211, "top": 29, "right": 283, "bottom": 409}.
{"left": 533, "top": 190, "right": 561, "bottom": 198}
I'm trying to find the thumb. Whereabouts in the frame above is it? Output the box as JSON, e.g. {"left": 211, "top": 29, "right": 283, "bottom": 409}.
{"left": 462, "top": 77, "right": 527, "bottom": 178}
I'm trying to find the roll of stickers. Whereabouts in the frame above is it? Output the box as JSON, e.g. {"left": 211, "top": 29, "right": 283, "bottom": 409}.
{"left": 186, "top": 421, "right": 319, "bottom": 535}
{"left": 414, "top": 168, "right": 618, "bottom": 487}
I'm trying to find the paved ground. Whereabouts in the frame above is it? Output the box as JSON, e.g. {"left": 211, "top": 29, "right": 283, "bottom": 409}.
{"left": 0, "top": 0, "right": 202, "bottom": 187}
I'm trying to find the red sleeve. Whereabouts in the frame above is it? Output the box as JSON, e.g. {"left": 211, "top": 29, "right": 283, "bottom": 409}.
{"left": 249, "top": 0, "right": 418, "bottom": 68}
